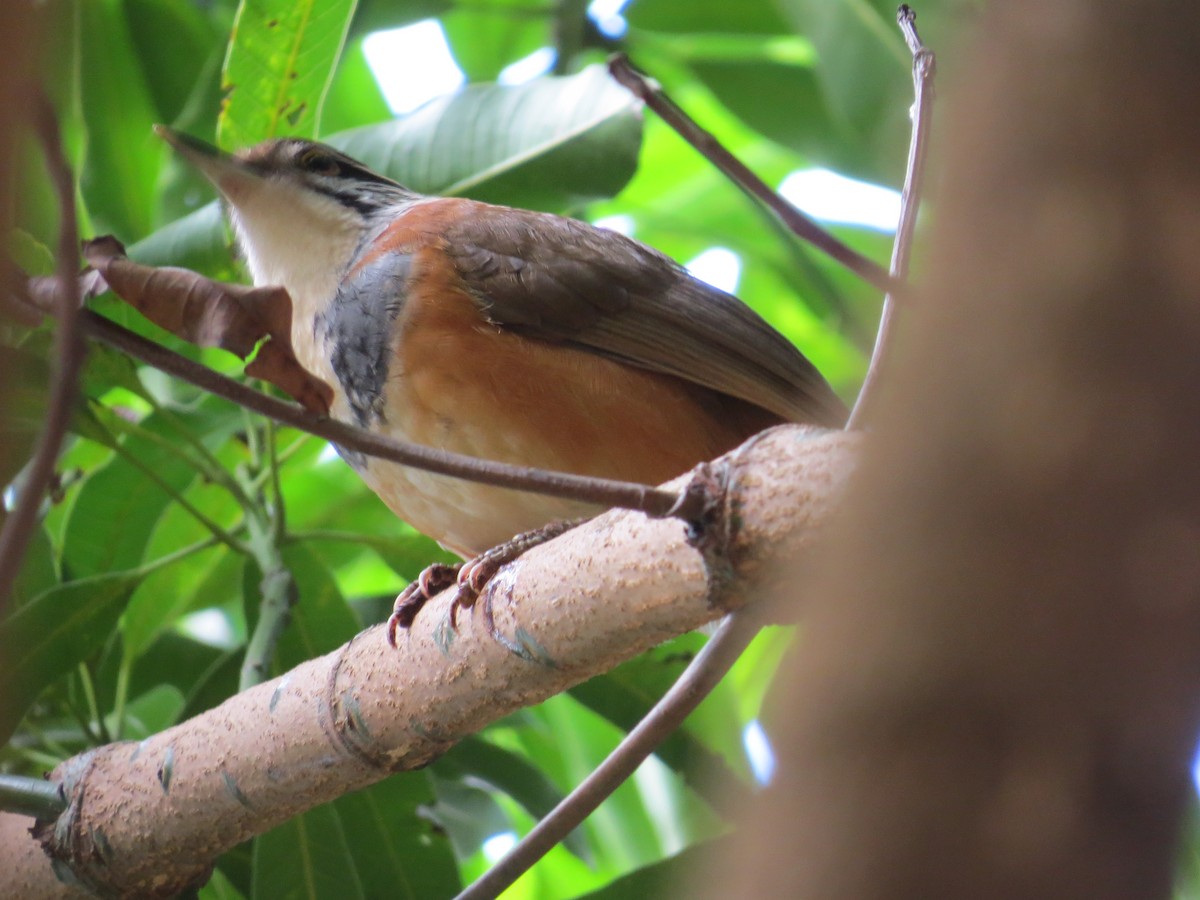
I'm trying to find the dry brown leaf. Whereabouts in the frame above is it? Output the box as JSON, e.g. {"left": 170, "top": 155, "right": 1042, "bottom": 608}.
{"left": 80, "top": 236, "right": 332, "bottom": 414}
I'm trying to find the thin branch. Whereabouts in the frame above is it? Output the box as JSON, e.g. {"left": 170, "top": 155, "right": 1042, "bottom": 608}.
{"left": 0, "top": 775, "right": 65, "bottom": 820}
{"left": 456, "top": 611, "right": 763, "bottom": 900}
{"left": 0, "top": 95, "right": 87, "bottom": 613}
{"left": 846, "top": 5, "right": 936, "bottom": 429}
{"left": 104, "top": 435, "right": 250, "bottom": 556}
{"left": 72, "top": 310, "right": 694, "bottom": 521}
{"left": 607, "top": 53, "right": 902, "bottom": 297}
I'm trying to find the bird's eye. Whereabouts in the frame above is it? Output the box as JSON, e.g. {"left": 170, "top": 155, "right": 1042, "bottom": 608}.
{"left": 298, "top": 148, "right": 340, "bottom": 177}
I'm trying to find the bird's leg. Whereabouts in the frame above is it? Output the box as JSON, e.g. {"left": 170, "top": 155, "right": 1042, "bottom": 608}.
{"left": 385, "top": 518, "right": 588, "bottom": 645}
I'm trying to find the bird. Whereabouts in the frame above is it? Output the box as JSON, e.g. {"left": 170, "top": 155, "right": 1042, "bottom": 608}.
{"left": 155, "top": 126, "right": 848, "bottom": 642}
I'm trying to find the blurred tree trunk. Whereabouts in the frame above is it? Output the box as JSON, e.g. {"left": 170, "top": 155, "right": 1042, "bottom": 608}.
{"left": 703, "top": 1, "right": 1200, "bottom": 898}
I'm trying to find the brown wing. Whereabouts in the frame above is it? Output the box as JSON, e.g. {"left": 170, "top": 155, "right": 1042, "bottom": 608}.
{"left": 441, "top": 202, "right": 848, "bottom": 427}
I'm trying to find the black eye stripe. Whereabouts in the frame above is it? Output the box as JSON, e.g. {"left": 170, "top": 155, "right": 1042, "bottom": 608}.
{"left": 310, "top": 183, "right": 386, "bottom": 216}
{"left": 335, "top": 160, "right": 398, "bottom": 187}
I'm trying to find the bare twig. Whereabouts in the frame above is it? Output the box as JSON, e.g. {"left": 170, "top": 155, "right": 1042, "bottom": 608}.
{"left": 846, "top": 5, "right": 936, "bottom": 429}
{"left": 455, "top": 612, "right": 763, "bottom": 900}
{"left": 0, "top": 95, "right": 87, "bottom": 613}
{"left": 73, "top": 310, "right": 691, "bottom": 519}
{"left": 608, "top": 53, "right": 902, "bottom": 297}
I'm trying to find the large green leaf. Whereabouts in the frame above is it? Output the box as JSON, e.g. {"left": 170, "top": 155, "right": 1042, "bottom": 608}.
{"left": 246, "top": 542, "right": 457, "bottom": 898}
{"left": 437, "top": 735, "right": 591, "bottom": 860}
{"left": 79, "top": 0, "right": 167, "bottom": 240}
{"left": 122, "top": 545, "right": 244, "bottom": 658}
{"left": 128, "top": 200, "right": 236, "bottom": 276}
{"left": 252, "top": 801, "right": 364, "bottom": 900}
{"left": 329, "top": 64, "right": 642, "bottom": 209}
{"left": 316, "top": 36, "right": 391, "bottom": 136}
{"left": 273, "top": 544, "right": 359, "bottom": 668}
{"left": 625, "top": 0, "right": 794, "bottom": 34}
{"left": 773, "top": 0, "right": 923, "bottom": 183}
{"left": 134, "top": 66, "right": 643, "bottom": 277}
{"left": 0, "top": 570, "right": 142, "bottom": 742}
{"left": 124, "top": 0, "right": 219, "bottom": 125}
{"left": 442, "top": 0, "right": 549, "bottom": 82}
{"left": 218, "top": 0, "right": 359, "bottom": 147}
{"left": 574, "top": 837, "right": 734, "bottom": 899}
{"left": 61, "top": 398, "right": 243, "bottom": 578}
{"left": 568, "top": 633, "right": 750, "bottom": 802}
{"left": 331, "top": 774, "right": 460, "bottom": 899}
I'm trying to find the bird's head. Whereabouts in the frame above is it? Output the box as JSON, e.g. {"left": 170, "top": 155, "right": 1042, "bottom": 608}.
{"left": 156, "top": 126, "right": 418, "bottom": 308}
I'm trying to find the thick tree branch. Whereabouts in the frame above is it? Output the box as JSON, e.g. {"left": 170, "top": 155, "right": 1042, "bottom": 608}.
{"left": 0, "top": 426, "right": 858, "bottom": 898}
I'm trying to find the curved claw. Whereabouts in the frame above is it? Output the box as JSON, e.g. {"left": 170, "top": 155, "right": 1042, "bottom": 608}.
{"left": 384, "top": 519, "right": 587, "bottom": 647}
{"left": 385, "top": 563, "right": 461, "bottom": 647}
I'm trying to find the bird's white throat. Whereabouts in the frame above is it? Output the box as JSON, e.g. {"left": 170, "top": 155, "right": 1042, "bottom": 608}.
{"left": 226, "top": 179, "right": 365, "bottom": 322}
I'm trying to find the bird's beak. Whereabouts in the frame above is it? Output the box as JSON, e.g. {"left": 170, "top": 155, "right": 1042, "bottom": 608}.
{"left": 154, "top": 125, "right": 260, "bottom": 202}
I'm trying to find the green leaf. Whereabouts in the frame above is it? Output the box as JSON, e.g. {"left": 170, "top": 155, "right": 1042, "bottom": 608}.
{"left": 79, "top": 0, "right": 167, "bottom": 240}
{"left": 331, "top": 774, "right": 460, "bottom": 899}
{"left": 0, "top": 344, "right": 51, "bottom": 490}
{"left": 199, "top": 865, "right": 249, "bottom": 900}
{"left": 124, "top": 0, "right": 220, "bottom": 124}
{"left": 125, "top": 630, "right": 238, "bottom": 723}
{"left": 120, "top": 683, "right": 186, "bottom": 737}
{"left": 61, "top": 398, "right": 242, "bottom": 578}
{"left": 128, "top": 200, "right": 236, "bottom": 276}
{"left": 626, "top": 0, "right": 794, "bottom": 34}
{"left": 329, "top": 64, "right": 643, "bottom": 210}
{"left": 253, "top": 772, "right": 460, "bottom": 899}
{"left": 316, "top": 36, "right": 392, "bottom": 136}
{"left": 438, "top": 735, "right": 591, "bottom": 860}
{"left": 568, "top": 633, "right": 750, "bottom": 798}
{"left": 252, "top": 801, "right": 364, "bottom": 900}
{"left": 11, "top": 525, "right": 59, "bottom": 611}
{"left": 122, "top": 545, "right": 243, "bottom": 658}
{"left": 0, "top": 570, "right": 142, "bottom": 742}
{"left": 8, "top": 227, "right": 56, "bottom": 275}
{"left": 218, "top": 0, "right": 359, "bottom": 148}
{"left": 273, "top": 544, "right": 359, "bottom": 669}
{"left": 573, "top": 837, "right": 735, "bottom": 899}
{"left": 773, "top": 0, "right": 914, "bottom": 183}
{"left": 442, "top": 1, "right": 549, "bottom": 82}
{"left": 134, "top": 66, "right": 643, "bottom": 270}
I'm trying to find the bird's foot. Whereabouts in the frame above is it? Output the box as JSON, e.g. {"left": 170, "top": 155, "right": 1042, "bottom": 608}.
{"left": 385, "top": 518, "right": 587, "bottom": 646}
{"left": 386, "top": 563, "right": 460, "bottom": 647}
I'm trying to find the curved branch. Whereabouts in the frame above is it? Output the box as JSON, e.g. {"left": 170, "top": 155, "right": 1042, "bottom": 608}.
{"left": 0, "top": 96, "right": 86, "bottom": 613}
